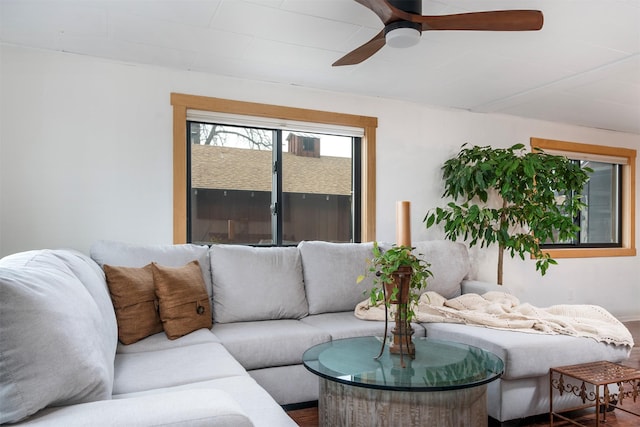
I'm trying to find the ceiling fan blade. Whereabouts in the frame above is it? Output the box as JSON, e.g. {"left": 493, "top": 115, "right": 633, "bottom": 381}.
{"left": 333, "top": 30, "right": 386, "bottom": 66}
{"left": 417, "top": 10, "right": 543, "bottom": 31}
{"left": 354, "top": 0, "right": 399, "bottom": 24}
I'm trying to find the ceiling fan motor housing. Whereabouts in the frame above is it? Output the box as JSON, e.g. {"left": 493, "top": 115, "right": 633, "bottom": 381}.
{"left": 385, "top": 0, "right": 422, "bottom": 48}
{"left": 385, "top": 21, "right": 421, "bottom": 48}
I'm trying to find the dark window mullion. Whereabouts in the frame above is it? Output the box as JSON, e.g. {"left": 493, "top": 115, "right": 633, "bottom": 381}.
{"left": 186, "top": 121, "right": 194, "bottom": 243}
{"left": 272, "top": 130, "right": 283, "bottom": 245}
{"left": 616, "top": 164, "right": 623, "bottom": 244}
{"left": 352, "top": 137, "right": 362, "bottom": 243}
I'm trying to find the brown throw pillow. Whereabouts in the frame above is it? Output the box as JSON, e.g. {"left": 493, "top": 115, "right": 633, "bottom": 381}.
{"left": 151, "top": 260, "right": 212, "bottom": 340}
{"left": 103, "top": 264, "right": 163, "bottom": 345}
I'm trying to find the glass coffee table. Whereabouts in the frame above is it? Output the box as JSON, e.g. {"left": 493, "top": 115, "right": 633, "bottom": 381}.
{"left": 303, "top": 336, "right": 504, "bottom": 426}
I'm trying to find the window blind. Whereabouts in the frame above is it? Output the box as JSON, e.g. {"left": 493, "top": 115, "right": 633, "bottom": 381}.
{"left": 187, "top": 109, "right": 365, "bottom": 138}
{"left": 538, "top": 148, "right": 628, "bottom": 165}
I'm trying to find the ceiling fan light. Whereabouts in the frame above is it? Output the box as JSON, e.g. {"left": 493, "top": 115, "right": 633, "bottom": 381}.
{"left": 385, "top": 22, "right": 421, "bottom": 48}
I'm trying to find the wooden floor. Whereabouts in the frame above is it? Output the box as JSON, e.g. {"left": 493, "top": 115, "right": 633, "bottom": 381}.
{"left": 287, "top": 321, "right": 640, "bottom": 427}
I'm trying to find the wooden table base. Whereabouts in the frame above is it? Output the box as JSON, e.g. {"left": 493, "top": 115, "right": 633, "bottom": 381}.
{"left": 318, "top": 378, "right": 488, "bottom": 426}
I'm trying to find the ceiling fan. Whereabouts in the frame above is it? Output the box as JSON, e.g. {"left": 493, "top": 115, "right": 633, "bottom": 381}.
{"left": 333, "top": 0, "right": 544, "bottom": 66}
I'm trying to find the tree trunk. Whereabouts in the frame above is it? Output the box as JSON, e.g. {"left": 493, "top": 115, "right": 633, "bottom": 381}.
{"left": 497, "top": 198, "right": 507, "bottom": 285}
{"left": 497, "top": 244, "right": 504, "bottom": 285}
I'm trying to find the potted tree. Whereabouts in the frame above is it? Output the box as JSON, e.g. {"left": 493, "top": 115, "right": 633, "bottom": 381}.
{"left": 424, "top": 143, "right": 591, "bottom": 285}
{"left": 358, "top": 242, "right": 432, "bottom": 359}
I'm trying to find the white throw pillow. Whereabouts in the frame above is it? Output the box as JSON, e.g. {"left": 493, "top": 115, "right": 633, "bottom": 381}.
{"left": 0, "top": 250, "right": 115, "bottom": 423}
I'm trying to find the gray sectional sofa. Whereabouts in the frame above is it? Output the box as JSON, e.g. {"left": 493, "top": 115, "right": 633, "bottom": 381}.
{"left": 0, "top": 240, "right": 632, "bottom": 425}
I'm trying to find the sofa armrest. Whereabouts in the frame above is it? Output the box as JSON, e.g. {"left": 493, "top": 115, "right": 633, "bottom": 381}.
{"left": 461, "top": 279, "right": 511, "bottom": 295}
{"left": 17, "top": 389, "right": 253, "bottom": 427}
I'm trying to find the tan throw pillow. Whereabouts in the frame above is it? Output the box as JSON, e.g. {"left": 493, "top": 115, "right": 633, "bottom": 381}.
{"left": 152, "top": 261, "right": 212, "bottom": 340}
{"left": 103, "top": 264, "right": 163, "bottom": 345}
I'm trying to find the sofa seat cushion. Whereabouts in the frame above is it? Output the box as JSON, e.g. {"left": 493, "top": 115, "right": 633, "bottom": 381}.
{"left": 209, "top": 245, "right": 308, "bottom": 323}
{"left": 14, "top": 389, "right": 253, "bottom": 427}
{"left": 116, "top": 329, "right": 221, "bottom": 354}
{"left": 113, "top": 376, "right": 298, "bottom": 427}
{"left": 299, "top": 241, "right": 377, "bottom": 314}
{"left": 0, "top": 250, "right": 116, "bottom": 424}
{"left": 213, "top": 319, "right": 331, "bottom": 370}
{"left": 249, "top": 365, "right": 320, "bottom": 406}
{"left": 423, "top": 322, "right": 631, "bottom": 380}
{"left": 300, "top": 311, "right": 426, "bottom": 340}
{"left": 112, "top": 342, "right": 247, "bottom": 395}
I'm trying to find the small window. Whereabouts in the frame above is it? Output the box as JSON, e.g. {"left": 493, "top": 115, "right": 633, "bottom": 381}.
{"left": 544, "top": 160, "right": 622, "bottom": 248}
{"left": 531, "top": 138, "right": 636, "bottom": 258}
{"left": 578, "top": 161, "right": 621, "bottom": 245}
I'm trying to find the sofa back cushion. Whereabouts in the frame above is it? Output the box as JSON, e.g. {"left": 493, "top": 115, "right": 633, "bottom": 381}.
{"left": 0, "top": 250, "right": 116, "bottom": 423}
{"left": 90, "top": 240, "right": 213, "bottom": 309}
{"left": 299, "top": 241, "right": 377, "bottom": 314}
{"left": 412, "top": 240, "right": 469, "bottom": 298}
{"left": 56, "top": 250, "right": 119, "bottom": 330}
{"left": 210, "top": 245, "right": 308, "bottom": 323}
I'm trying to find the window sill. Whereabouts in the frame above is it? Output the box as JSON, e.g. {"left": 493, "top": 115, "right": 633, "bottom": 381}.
{"left": 541, "top": 247, "right": 636, "bottom": 259}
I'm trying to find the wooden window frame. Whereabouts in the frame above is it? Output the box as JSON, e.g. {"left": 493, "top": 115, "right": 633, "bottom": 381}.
{"left": 171, "top": 93, "right": 378, "bottom": 244}
{"left": 531, "top": 137, "right": 636, "bottom": 258}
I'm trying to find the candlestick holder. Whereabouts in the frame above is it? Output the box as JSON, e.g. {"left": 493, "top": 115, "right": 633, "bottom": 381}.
{"left": 387, "top": 266, "right": 415, "bottom": 362}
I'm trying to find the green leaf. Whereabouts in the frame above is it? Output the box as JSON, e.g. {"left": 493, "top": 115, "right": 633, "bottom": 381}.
{"left": 425, "top": 213, "right": 436, "bottom": 228}
{"left": 475, "top": 170, "right": 485, "bottom": 188}
{"left": 523, "top": 161, "right": 535, "bottom": 178}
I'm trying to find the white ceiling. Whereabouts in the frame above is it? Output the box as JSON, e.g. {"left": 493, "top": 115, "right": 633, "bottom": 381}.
{"left": 2, "top": 0, "right": 639, "bottom": 135}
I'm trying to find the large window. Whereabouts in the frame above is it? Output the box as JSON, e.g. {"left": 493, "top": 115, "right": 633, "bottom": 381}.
{"left": 171, "top": 93, "right": 378, "bottom": 245}
{"left": 531, "top": 138, "right": 636, "bottom": 258}
{"left": 188, "top": 122, "right": 359, "bottom": 245}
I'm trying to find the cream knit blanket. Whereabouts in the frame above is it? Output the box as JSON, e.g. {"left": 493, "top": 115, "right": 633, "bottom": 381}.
{"left": 355, "top": 291, "right": 634, "bottom": 347}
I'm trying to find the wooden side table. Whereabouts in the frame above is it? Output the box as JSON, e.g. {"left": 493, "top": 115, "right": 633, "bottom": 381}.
{"left": 549, "top": 360, "right": 640, "bottom": 427}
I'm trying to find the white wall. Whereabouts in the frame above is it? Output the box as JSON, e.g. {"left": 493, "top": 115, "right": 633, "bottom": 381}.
{"left": 2, "top": 44, "right": 639, "bottom": 320}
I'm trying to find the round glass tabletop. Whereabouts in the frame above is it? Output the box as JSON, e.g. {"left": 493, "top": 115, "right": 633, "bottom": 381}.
{"left": 303, "top": 336, "right": 504, "bottom": 392}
